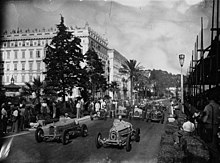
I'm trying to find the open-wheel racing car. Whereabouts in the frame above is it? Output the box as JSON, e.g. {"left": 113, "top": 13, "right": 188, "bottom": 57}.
{"left": 128, "top": 106, "right": 145, "bottom": 120}
{"left": 95, "top": 117, "right": 140, "bottom": 152}
{"left": 146, "top": 104, "right": 164, "bottom": 123}
{"left": 35, "top": 118, "right": 88, "bottom": 145}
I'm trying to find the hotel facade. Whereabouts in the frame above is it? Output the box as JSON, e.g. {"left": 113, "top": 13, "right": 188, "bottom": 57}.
{"left": 108, "top": 49, "right": 130, "bottom": 100}
{"left": 0, "top": 23, "right": 109, "bottom": 86}
{"left": 0, "top": 24, "right": 130, "bottom": 100}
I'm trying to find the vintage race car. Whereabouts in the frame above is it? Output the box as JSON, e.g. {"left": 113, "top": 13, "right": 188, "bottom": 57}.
{"left": 90, "top": 109, "right": 107, "bottom": 120}
{"left": 35, "top": 118, "right": 88, "bottom": 145}
{"left": 129, "top": 106, "right": 144, "bottom": 120}
{"left": 95, "top": 118, "right": 140, "bottom": 152}
{"left": 146, "top": 106, "right": 164, "bottom": 123}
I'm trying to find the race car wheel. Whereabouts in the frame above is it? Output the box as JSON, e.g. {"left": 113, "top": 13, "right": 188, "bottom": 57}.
{"left": 136, "top": 128, "right": 140, "bottom": 135}
{"left": 81, "top": 124, "right": 88, "bottom": 137}
{"left": 126, "top": 135, "right": 132, "bottom": 152}
{"left": 35, "top": 128, "right": 44, "bottom": 143}
{"left": 62, "top": 130, "right": 70, "bottom": 145}
{"left": 96, "top": 133, "right": 102, "bottom": 149}
{"left": 135, "top": 128, "right": 140, "bottom": 142}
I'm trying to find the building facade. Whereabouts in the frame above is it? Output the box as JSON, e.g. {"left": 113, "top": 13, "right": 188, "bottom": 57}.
{"left": 0, "top": 23, "right": 109, "bottom": 87}
{"left": 108, "top": 49, "right": 130, "bottom": 100}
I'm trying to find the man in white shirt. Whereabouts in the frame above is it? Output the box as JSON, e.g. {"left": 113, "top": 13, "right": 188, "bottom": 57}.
{"left": 12, "top": 107, "right": 19, "bottom": 133}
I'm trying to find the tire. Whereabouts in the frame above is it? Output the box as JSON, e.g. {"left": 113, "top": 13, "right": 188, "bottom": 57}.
{"left": 35, "top": 128, "right": 44, "bottom": 143}
{"left": 135, "top": 128, "right": 140, "bottom": 142}
{"left": 136, "top": 128, "right": 140, "bottom": 135}
{"left": 126, "top": 135, "right": 132, "bottom": 152}
{"left": 96, "top": 133, "right": 102, "bottom": 149}
{"left": 62, "top": 130, "right": 70, "bottom": 145}
{"left": 90, "top": 115, "right": 93, "bottom": 121}
{"left": 81, "top": 124, "right": 88, "bottom": 137}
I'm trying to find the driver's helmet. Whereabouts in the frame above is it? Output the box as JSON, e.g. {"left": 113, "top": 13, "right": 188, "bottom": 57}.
{"left": 118, "top": 115, "right": 122, "bottom": 121}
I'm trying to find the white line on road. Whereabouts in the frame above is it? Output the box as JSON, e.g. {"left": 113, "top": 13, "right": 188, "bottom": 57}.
{"left": 3, "top": 132, "right": 30, "bottom": 139}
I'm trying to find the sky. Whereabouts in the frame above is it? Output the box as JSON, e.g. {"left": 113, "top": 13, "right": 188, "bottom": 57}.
{"left": 0, "top": 0, "right": 214, "bottom": 75}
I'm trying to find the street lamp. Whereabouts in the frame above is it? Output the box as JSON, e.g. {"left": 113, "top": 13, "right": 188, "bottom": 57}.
{"left": 179, "top": 54, "right": 185, "bottom": 113}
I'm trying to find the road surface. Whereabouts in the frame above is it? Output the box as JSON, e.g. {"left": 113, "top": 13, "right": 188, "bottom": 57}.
{"left": 1, "top": 116, "right": 166, "bottom": 163}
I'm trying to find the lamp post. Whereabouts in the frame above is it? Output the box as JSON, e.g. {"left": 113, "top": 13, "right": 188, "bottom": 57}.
{"left": 179, "top": 54, "right": 185, "bottom": 113}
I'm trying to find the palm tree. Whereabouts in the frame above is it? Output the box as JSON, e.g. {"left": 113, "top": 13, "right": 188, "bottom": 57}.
{"left": 109, "top": 81, "right": 120, "bottom": 100}
{"left": 119, "top": 60, "right": 143, "bottom": 105}
{"left": 21, "top": 77, "right": 46, "bottom": 104}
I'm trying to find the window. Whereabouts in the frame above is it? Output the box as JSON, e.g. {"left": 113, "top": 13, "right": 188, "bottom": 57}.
{"left": 22, "top": 62, "right": 25, "bottom": 70}
{"left": 3, "top": 42, "right": 7, "bottom": 47}
{"left": 6, "top": 76, "right": 9, "bottom": 83}
{"left": 29, "top": 75, "right": 32, "bottom": 82}
{"left": 10, "top": 42, "right": 14, "bottom": 47}
{"left": 22, "top": 75, "right": 25, "bottom": 82}
{"left": 14, "top": 51, "right": 18, "bottom": 59}
{"left": 7, "top": 51, "right": 10, "bottom": 59}
{"left": 29, "top": 62, "right": 33, "bottom": 70}
{"left": 22, "top": 51, "right": 25, "bottom": 58}
{"left": 36, "top": 50, "right": 40, "bottom": 58}
{"left": 19, "top": 42, "right": 22, "bottom": 46}
{"left": 6, "top": 63, "right": 10, "bottom": 71}
{"left": 14, "top": 75, "right": 17, "bottom": 82}
{"left": 41, "top": 40, "right": 45, "bottom": 45}
{"left": 30, "top": 50, "right": 33, "bottom": 58}
{"left": 34, "top": 41, "right": 37, "bottom": 46}
{"left": 14, "top": 63, "right": 17, "bottom": 70}
{"left": 26, "top": 41, "right": 29, "bottom": 46}
{"left": 37, "top": 62, "right": 41, "bottom": 70}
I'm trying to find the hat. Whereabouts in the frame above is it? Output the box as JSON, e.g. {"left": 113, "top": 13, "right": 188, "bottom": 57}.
{"left": 182, "top": 121, "right": 195, "bottom": 132}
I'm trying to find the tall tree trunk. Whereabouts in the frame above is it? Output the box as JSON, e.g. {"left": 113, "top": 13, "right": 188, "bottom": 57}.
{"left": 130, "top": 76, "right": 133, "bottom": 105}
{"left": 62, "top": 84, "right": 66, "bottom": 110}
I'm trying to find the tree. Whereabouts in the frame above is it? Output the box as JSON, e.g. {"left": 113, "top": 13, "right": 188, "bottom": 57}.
{"left": 119, "top": 59, "right": 143, "bottom": 105}
{"left": 84, "top": 48, "right": 108, "bottom": 99}
{"left": 43, "top": 16, "right": 86, "bottom": 104}
{"left": 21, "top": 77, "right": 45, "bottom": 104}
{"left": 109, "top": 81, "right": 120, "bottom": 100}
{"left": 133, "top": 70, "right": 150, "bottom": 100}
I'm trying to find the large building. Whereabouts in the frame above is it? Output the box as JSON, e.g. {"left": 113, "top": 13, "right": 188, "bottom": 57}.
{"left": 108, "top": 49, "right": 130, "bottom": 100}
{"left": 0, "top": 23, "right": 109, "bottom": 87}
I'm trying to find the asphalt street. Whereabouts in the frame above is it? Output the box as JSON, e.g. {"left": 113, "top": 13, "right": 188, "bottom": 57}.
{"left": 1, "top": 116, "right": 166, "bottom": 163}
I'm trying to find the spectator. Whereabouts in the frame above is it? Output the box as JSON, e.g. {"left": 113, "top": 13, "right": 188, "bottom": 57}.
{"left": 76, "top": 99, "right": 81, "bottom": 119}
{"left": 11, "top": 106, "right": 19, "bottom": 133}
{"left": 1, "top": 103, "right": 8, "bottom": 134}
{"left": 52, "top": 102, "right": 57, "bottom": 118}
{"left": 173, "top": 117, "right": 195, "bottom": 145}
{"left": 18, "top": 103, "right": 25, "bottom": 131}
{"left": 94, "top": 100, "right": 101, "bottom": 112}
{"left": 202, "top": 94, "right": 220, "bottom": 148}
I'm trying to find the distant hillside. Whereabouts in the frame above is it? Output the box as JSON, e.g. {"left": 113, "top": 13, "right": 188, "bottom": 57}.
{"left": 148, "top": 69, "right": 181, "bottom": 95}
